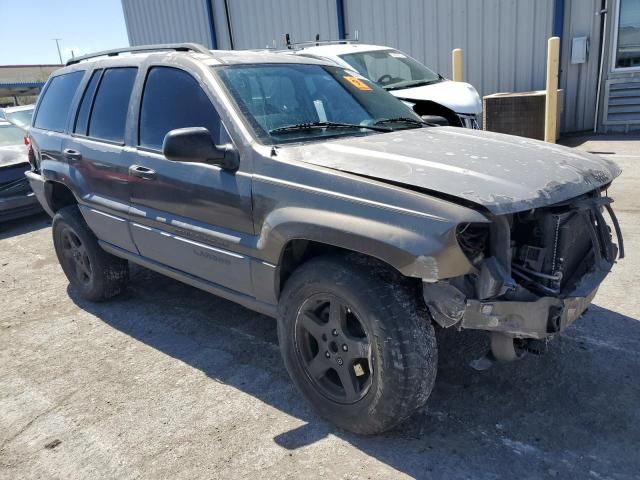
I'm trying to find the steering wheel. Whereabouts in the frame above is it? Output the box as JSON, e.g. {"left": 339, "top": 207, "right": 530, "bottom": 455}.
{"left": 377, "top": 74, "right": 394, "bottom": 85}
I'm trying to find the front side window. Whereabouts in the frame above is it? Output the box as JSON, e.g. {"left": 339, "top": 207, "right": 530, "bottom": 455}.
{"left": 139, "top": 67, "right": 221, "bottom": 150}
{"left": 216, "top": 64, "right": 422, "bottom": 145}
{"left": 615, "top": 0, "right": 640, "bottom": 69}
{"left": 33, "top": 71, "right": 84, "bottom": 132}
{"left": 339, "top": 49, "right": 441, "bottom": 90}
{"left": 88, "top": 68, "right": 137, "bottom": 143}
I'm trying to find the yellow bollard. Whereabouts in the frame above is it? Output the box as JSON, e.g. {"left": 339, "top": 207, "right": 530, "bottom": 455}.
{"left": 452, "top": 48, "right": 463, "bottom": 82}
{"left": 544, "top": 37, "right": 560, "bottom": 143}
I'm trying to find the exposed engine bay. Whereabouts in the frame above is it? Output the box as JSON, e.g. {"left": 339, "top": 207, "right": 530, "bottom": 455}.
{"left": 423, "top": 189, "right": 624, "bottom": 360}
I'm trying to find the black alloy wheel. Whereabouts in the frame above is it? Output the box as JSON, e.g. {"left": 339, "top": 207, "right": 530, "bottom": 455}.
{"left": 59, "top": 226, "right": 93, "bottom": 285}
{"left": 295, "top": 294, "right": 372, "bottom": 404}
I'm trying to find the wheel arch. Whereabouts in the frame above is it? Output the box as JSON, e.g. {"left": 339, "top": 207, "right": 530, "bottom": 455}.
{"left": 259, "top": 207, "right": 475, "bottom": 300}
{"left": 44, "top": 180, "right": 79, "bottom": 214}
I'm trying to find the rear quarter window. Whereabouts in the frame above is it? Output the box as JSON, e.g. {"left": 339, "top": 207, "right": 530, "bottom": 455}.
{"left": 74, "top": 69, "right": 103, "bottom": 136}
{"left": 33, "top": 71, "right": 84, "bottom": 132}
{"left": 88, "top": 67, "right": 137, "bottom": 143}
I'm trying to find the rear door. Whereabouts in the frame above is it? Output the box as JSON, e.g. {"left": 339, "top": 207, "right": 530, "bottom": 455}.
{"left": 127, "top": 65, "right": 254, "bottom": 294}
{"left": 30, "top": 70, "right": 85, "bottom": 186}
{"left": 65, "top": 67, "right": 138, "bottom": 252}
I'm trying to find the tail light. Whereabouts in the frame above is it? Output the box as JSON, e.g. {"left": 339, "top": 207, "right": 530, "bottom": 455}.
{"left": 25, "top": 136, "right": 37, "bottom": 171}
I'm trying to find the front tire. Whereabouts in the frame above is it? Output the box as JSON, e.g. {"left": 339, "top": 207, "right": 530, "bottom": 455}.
{"left": 52, "top": 205, "right": 129, "bottom": 302}
{"left": 278, "top": 255, "right": 437, "bottom": 434}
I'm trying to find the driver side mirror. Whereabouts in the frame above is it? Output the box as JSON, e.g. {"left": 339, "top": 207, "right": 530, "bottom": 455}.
{"left": 162, "top": 127, "right": 238, "bottom": 171}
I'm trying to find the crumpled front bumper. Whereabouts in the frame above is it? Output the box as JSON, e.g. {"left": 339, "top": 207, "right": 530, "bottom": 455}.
{"left": 423, "top": 264, "right": 611, "bottom": 340}
{"left": 459, "top": 287, "right": 597, "bottom": 339}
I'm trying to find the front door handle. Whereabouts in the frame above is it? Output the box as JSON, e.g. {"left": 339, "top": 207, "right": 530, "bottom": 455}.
{"left": 63, "top": 148, "right": 82, "bottom": 160}
{"left": 128, "top": 164, "right": 157, "bottom": 180}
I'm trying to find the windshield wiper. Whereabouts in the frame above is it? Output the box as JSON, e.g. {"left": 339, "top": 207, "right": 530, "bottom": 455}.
{"left": 269, "top": 121, "right": 390, "bottom": 134}
{"left": 384, "top": 78, "right": 442, "bottom": 91}
{"left": 373, "top": 117, "right": 427, "bottom": 127}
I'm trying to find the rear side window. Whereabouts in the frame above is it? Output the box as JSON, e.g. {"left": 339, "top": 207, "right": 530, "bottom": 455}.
{"left": 33, "top": 71, "right": 84, "bottom": 132}
{"left": 74, "top": 69, "right": 102, "bottom": 136}
{"left": 88, "top": 68, "right": 137, "bottom": 143}
{"left": 139, "top": 67, "right": 221, "bottom": 150}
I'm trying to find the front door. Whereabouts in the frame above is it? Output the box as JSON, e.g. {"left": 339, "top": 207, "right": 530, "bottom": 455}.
{"left": 127, "top": 66, "right": 254, "bottom": 295}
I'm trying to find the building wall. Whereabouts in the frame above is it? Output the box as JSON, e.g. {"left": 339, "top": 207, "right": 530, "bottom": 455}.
{"left": 223, "top": 0, "right": 338, "bottom": 50}
{"left": 0, "top": 65, "right": 61, "bottom": 83}
{"left": 559, "top": 0, "right": 602, "bottom": 133}
{"left": 121, "top": 0, "right": 623, "bottom": 133}
{"left": 122, "top": 0, "right": 214, "bottom": 47}
{"left": 343, "top": 0, "right": 554, "bottom": 102}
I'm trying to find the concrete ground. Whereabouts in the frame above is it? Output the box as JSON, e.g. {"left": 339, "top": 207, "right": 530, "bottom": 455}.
{"left": 1, "top": 135, "right": 639, "bottom": 480}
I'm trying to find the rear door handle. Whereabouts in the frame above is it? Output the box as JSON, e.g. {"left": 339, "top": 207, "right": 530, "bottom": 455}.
{"left": 128, "top": 164, "right": 157, "bottom": 179}
{"left": 63, "top": 148, "right": 82, "bottom": 160}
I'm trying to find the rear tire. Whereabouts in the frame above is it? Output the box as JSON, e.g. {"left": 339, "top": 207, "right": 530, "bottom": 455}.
{"left": 278, "top": 255, "right": 437, "bottom": 434}
{"left": 52, "top": 205, "right": 129, "bottom": 302}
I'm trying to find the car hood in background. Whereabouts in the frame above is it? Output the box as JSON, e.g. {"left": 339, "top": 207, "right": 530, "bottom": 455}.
{"left": 0, "top": 144, "right": 28, "bottom": 169}
{"left": 389, "top": 80, "right": 482, "bottom": 115}
{"left": 286, "top": 127, "right": 621, "bottom": 215}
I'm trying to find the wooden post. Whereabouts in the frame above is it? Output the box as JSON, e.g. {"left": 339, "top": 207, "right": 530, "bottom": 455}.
{"left": 544, "top": 37, "right": 560, "bottom": 143}
{"left": 452, "top": 48, "right": 463, "bottom": 82}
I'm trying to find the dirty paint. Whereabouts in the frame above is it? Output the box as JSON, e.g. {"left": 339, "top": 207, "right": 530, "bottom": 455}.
{"left": 287, "top": 127, "right": 621, "bottom": 214}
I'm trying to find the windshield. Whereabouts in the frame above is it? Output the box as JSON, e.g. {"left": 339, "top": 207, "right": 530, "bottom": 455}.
{"left": 216, "top": 64, "right": 423, "bottom": 145}
{"left": 0, "top": 124, "right": 25, "bottom": 146}
{"left": 4, "top": 108, "right": 34, "bottom": 129}
{"left": 339, "top": 49, "right": 441, "bottom": 90}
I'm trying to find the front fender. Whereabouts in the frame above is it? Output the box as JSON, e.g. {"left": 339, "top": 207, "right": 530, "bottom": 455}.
{"left": 258, "top": 206, "right": 477, "bottom": 281}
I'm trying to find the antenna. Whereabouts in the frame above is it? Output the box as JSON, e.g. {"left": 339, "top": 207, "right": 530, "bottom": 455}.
{"left": 315, "top": 33, "right": 320, "bottom": 46}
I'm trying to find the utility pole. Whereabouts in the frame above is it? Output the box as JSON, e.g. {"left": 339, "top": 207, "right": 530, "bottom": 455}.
{"left": 53, "top": 38, "right": 63, "bottom": 64}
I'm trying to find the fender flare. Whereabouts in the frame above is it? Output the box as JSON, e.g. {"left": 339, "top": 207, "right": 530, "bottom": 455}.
{"left": 257, "top": 206, "right": 476, "bottom": 281}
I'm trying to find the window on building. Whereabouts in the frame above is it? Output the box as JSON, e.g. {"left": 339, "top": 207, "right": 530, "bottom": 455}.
{"left": 139, "top": 67, "right": 221, "bottom": 150}
{"left": 88, "top": 68, "right": 137, "bottom": 143}
{"left": 33, "top": 71, "right": 84, "bottom": 132}
{"left": 615, "top": 0, "right": 640, "bottom": 69}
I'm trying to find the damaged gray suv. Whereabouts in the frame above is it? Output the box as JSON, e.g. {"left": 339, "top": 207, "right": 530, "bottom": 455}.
{"left": 26, "top": 44, "right": 624, "bottom": 434}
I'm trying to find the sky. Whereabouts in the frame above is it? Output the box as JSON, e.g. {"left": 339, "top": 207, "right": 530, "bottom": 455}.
{"left": 0, "top": 0, "right": 129, "bottom": 65}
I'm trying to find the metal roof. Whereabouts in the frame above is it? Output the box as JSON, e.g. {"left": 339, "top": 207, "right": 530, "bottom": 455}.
{"left": 0, "top": 82, "right": 44, "bottom": 98}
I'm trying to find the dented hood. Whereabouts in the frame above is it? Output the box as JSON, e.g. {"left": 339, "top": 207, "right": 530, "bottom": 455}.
{"left": 287, "top": 127, "right": 621, "bottom": 215}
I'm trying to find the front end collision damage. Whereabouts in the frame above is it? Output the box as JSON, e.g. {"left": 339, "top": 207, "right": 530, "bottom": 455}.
{"left": 422, "top": 190, "right": 624, "bottom": 360}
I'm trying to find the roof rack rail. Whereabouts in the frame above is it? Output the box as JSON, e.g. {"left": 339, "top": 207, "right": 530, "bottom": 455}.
{"left": 66, "top": 43, "right": 212, "bottom": 66}
{"left": 283, "top": 32, "right": 360, "bottom": 50}
{"left": 292, "top": 39, "right": 357, "bottom": 49}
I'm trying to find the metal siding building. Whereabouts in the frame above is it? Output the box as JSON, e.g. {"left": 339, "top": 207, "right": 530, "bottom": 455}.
{"left": 342, "top": 0, "right": 554, "bottom": 104}
{"left": 121, "top": 0, "right": 640, "bottom": 133}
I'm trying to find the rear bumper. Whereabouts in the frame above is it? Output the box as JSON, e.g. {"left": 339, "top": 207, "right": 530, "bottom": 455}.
{"left": 0, "top": 192, "right": 41, "bottom": 222}
{"left": 24, "top": 171, "right": 54, "bottom": 217}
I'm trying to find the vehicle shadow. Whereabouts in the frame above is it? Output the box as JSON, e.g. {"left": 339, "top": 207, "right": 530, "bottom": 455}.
{"left": 69, "top": 264, "right": 640, "bottom": 479}
{"left": 0, "top": 212, "right": 49, "bottom": 240}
